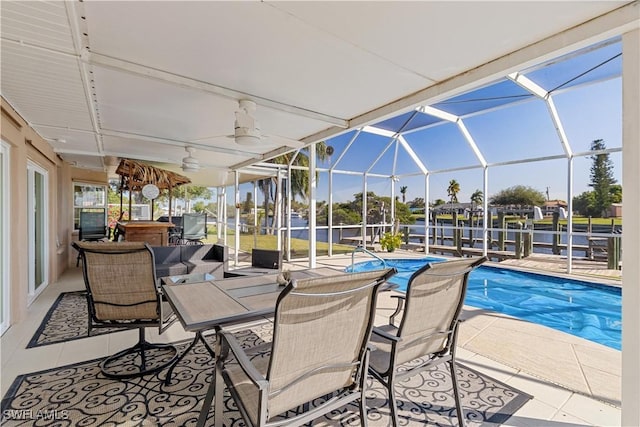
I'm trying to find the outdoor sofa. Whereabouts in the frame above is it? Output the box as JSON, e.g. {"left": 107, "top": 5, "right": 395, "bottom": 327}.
{"left": 152, "top": 243, "right": 228, "bottom": 279}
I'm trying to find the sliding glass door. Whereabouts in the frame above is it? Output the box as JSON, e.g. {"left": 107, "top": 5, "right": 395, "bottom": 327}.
{"left": 27, "top": 161, "right": 48, "bottom": 303}
{"left": 0, "top": 142, "right": 9, "bottom": 334}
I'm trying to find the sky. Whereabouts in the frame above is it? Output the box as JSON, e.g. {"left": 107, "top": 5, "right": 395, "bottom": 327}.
{"left": 232, "top": 38, "right": 623, "bottom": 208}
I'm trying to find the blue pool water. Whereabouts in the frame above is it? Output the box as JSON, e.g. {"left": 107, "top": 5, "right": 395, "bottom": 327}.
{"left": 347, "top": 258, "right": 621, "bottom": 350}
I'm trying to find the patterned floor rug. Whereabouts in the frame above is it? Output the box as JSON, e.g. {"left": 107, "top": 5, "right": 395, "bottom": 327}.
{"left": 27, "top": 291, "right": 122, "bottom": 348}
{"left": 4, "top": 323, "right": 530, "bottom": 426}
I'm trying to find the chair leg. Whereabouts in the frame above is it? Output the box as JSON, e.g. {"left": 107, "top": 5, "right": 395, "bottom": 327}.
{"left": 100, "top": 328, "right": 178, "bottom": 380}
{"left": 196, "top": 364, "right": 217, "bottom": 427}
{"left": 359, "top": 389, "right": 368, "bottom": 427}
{"left": 387, "top": 374, "right": 399, "bottom": 427}
{"left": 449, "top": 360, "right": 466, "bottom": 427}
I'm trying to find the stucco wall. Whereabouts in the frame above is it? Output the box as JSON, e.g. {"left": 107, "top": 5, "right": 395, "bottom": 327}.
{"left": 1, "top": 98, "right": 107, "bottom": 324}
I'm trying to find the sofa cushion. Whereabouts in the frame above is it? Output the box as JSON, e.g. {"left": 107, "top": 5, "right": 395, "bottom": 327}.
{"left": 183, "top": 260, "right": 225, "bottom": 276}
{"left": 155, "top": 262, "right": 189, "bottom": 278}
{"left": 180, "top": 244, "right": 218, "bottom": 262}
{"left": 153, "top": 246, "right": 182, "bottom": 264}
{"left": 181, "top": 243, "right": 229, "bottom": 275}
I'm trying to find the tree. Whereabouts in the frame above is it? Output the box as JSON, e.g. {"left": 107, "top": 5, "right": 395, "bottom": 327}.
{"left": 609, "top": 184, "right": 622, "bottom": 203}
{"left": 490, "top": 185, "right": 545, "bottom": 206}
{"left": 588, "top": 139, "right": 617, "bottom": 216}
{"left": 400, "top": 186, "right": 408, "bottom": 203}
{"left": 433, "top": 199, "right": 446, "bottom": 207}
{"left": 573, "top": 191, "right": 596, "bottom": 216}
{"left": 408, "top": 197, "right": 425, "bottom": 209}
{"left": 258, "top": 142, "right": 328, "bottom": 234}
{"left": 573, "top": 184, "right": 622, "bottom": 217}
{"left": 447, "top": 180, "right": 460, "bottom": 204}
{"left": 242, "top": 191, "right": 253, "bottom": 214}
{"left": 470, "top": 189, "right": 483, "bottom": 209}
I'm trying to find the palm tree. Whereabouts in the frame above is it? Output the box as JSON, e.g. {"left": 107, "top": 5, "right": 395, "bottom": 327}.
{"left": 400, "top": 186, "right": 408, "bottom": 204}
{"left": 447, "top": 179, "right": 460, "bottom": 204}
{"left": 470, "top": 189, "right": 483, "bottom": 209}
{"left": 257, "top": 142, "right": 328, "bottom": 234}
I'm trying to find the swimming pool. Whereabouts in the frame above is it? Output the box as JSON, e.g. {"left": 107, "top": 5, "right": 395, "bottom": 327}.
{"left": 347, "top": 258, "right": 621, "bottom": 350}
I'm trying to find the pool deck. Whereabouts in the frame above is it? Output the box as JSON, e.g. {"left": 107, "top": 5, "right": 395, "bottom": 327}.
{"left": 289, "top": 251, "right": 622, "bottom": 425}
{"left": 1, "top": 251, "right": 622, "bottom": 426}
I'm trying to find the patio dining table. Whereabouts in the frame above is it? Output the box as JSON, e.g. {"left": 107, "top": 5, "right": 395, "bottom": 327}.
{"left": 161, "top": 267, "right": 345, "bottom": 385}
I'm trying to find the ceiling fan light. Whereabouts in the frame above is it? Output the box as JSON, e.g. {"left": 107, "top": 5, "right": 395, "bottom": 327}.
{"left": 235, "top": 134, "right": 261, "bottom": 145}
{"left": 182, "top": 165, "right": 200, "bottom": 172}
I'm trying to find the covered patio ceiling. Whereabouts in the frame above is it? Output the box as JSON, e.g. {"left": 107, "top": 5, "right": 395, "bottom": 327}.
{"left": 1, "top": 1, "right": 636, "bottom": 186}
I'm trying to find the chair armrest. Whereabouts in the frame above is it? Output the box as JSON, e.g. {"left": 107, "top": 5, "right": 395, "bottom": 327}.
{"left": 371, "top": 326, "right": 400, "bottom": 343}
{"left": 219, "top": 330, "right": 269, "bottom": 390}
{"left": 389, "top": 294, "right": 405, "bottom": 326}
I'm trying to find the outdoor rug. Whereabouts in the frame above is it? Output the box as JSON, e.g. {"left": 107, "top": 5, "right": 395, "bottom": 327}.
{"left": 3, "top": 323, "right": 531, "bottom": 426}
{"left": 27, "top": 291, "right": 122, "bottom": 348}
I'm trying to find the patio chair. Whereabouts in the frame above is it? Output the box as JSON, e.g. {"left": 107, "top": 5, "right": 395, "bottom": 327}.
{"left": 73, "top": 241, "right": 178, "bottom": 379}
{"left": 75, "top": 208, "right": 108, "bottom": 266}
{"left": 368, "top": 256, "right": 487, "bottom": 427}
{"left": 180, "top": 212, "right": 207, "bottom": 244}
{"left": 196, "top": 268, "right": 397, "bottom": 427}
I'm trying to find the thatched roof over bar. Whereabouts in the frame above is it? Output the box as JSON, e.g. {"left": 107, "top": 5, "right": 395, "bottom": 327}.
{"left": 115, "top": 158, "right": 191, "bottom": 190}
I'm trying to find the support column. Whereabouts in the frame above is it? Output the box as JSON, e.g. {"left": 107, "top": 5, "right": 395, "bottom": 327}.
{"left": 622, "top": 28, "right": 640, "bottom": 427}
{"left": 286, "top": 167, "right": 292, "bottom": 261}
{"left": 234, "top": 172, "right": 240, "bottom": 266}
{"left": 328, "top": 171, "right": 333, "bottom": 257}
{"left": 424, "top": 174, "right": 429, "bottom": 254}
{"left": 483, "top": 166, "right": 489, "bottom": 256}
{"left": 566, "top": 157, "right": 574, "bottom": 273}
{"left": 276, "top": 171, "right": 282, "bottom": 252}
{"left": 308, "top": 143, "right": 317, "bottom": 268}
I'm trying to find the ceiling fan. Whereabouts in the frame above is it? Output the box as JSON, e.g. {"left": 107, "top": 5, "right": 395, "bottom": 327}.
{"left": 234, "top": 99, "right": 262, "bottom": 145}
{"left": 181, "top": 146, "right": 200, "bottom": 172}
{"left": 191, "top": 100, "right": 306, "bottom": 150}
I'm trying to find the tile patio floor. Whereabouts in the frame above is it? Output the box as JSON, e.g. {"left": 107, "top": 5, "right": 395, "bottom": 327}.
{"left": 1, "top": 251, "right": 622, "bottom": 426}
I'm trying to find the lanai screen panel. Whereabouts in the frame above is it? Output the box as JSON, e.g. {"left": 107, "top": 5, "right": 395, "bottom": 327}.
{"left": 403, "top": 122, "right": 481, "bottom": 171}
{"left": 337, "top": 132, "right": 396, "bottom": 173}
{"left": 428, "top": 168, "right": 485, "bottom": 206}
{"left": 464, "top": 98, "right": 564, "bottom": 164}
{"left": 487, "top": 159, "right": 568, "bottom": 204}
{"left": 432, "top": 79, "right": 534, "bottom": 117}
{"left": 552, "top": 77, "right": 622, "bottom": 153}
{"left": 331, "top": 173, "right": 367, "bottom": 205}
{"left": 374, "top": 110, "right": 444, "bottom": 133}
{"left": 524, "top": 38, "right": 622, "bottom": 93}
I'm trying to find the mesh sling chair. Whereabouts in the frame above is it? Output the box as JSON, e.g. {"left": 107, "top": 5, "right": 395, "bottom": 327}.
{"left": 368, "top": 257, "right": 487, "bottom": 427}
{"left": 197, "top": 268, "right": 397, "bottom": 427}
{"left": 73, "top": 241, "right": 179, "bottom": 379}
{"left": 75, "top": 208, "right": 108, "bottom": 266}
{"left": 180, "top": 213, "right": 207, "bottom": 244}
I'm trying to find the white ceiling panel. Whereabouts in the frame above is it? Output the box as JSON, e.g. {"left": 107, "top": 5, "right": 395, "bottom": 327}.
{"left": 1, "top": 41, "right": 92, "bottom": 130}
{"left": 101, "top": 135, "right": 249, "bottom": 168}
{"left": 275, "top": 2, "right": 627, "bottom": 82}
{"left": 33, "top": 125, "right": 98, "bottom": 153}
{"left": 1, "top": 1, "right": 635, "bottom": 186}
{"left": 61, "top": 153, "right": 105, "bottom": 170}
{"left": 0, "top": 1, "right": 75, "bottom": 52}
{"left": 83, "top": 1, "right": 432, "bottom": 119}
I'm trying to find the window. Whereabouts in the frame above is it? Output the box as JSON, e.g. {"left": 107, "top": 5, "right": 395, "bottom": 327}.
{"left": 73, "top": 183, "right": 107, "bottom": 229}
